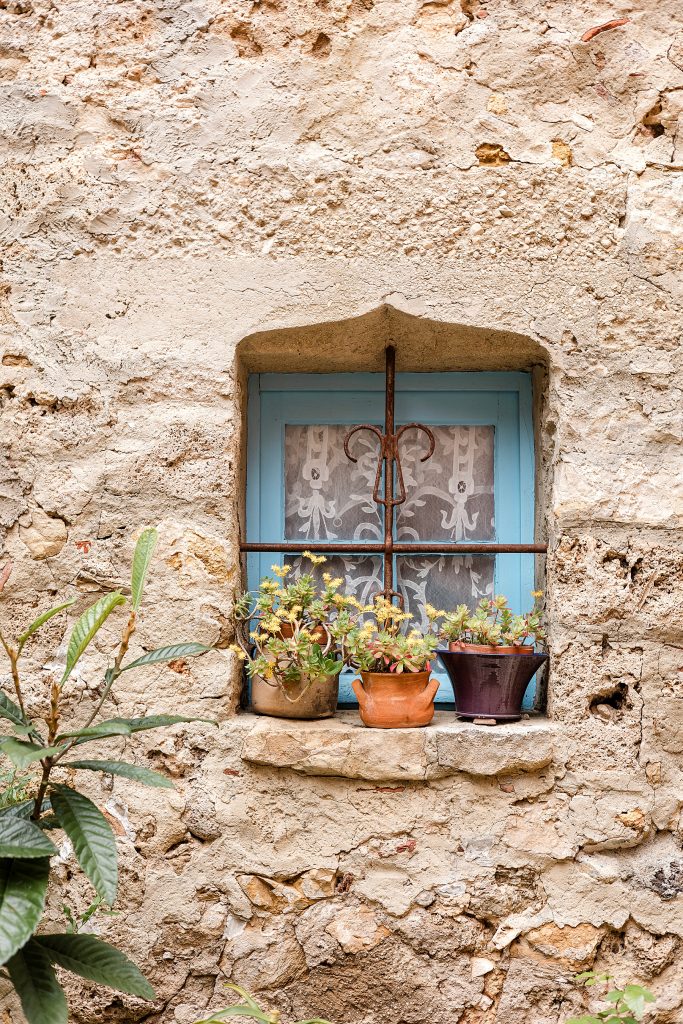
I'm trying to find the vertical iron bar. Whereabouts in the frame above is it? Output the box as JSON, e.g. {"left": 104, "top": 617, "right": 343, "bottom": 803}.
{"left": 383, "top": 346, "right": 395, "bottom": 599}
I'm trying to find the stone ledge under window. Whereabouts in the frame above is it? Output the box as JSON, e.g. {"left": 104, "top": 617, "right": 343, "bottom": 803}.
{"left": 239, "top": 711, "right": 559, "bottom": 782}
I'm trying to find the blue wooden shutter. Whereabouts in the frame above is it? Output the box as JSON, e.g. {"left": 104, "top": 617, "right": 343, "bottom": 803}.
{"left": 247, "top": 372, "right": 536, "bottom": 707}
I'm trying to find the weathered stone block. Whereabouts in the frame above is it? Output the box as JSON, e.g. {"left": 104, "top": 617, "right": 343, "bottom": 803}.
{"left": 240, "top": 712, "right": 559, "bottom": 780}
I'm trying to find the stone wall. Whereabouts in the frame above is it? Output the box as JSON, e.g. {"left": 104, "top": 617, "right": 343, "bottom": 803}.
{"left": 1, "top": 0, "right": 683, "bottom": 1021}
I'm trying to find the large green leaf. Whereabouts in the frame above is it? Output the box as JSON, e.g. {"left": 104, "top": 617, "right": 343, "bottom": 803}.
{"left": 0, "top": 690, "right": 28, "bottom": 729}
{"left": 131, "top": 528, "right": 158, "bottom": 611}
{"left": 620, "top": 986, "right": 655, "bottom": 1017}
{"left": 35, "top": 933, "right": 155, "bottom": 999}
{"left": 0, "top": 799, "right": 51, "bottom": 821}
{"left": 56, "top": 720, "right": 132, "bottom": 743}
{"left": 49, "top": 785, "right": 117, "bottom": 905}
{"left": 7, "top": 940, "right": 68, "bottom": 1024}
{"left": 121, "top": 643, "right": 211, "bottom": 672}
{"left": 17, "top": 599, "right": 76, "bottom": 653}
{"left": 221, "top": 985, "right": 262, "bottom": 1010}
{"left": 11, "top": 723, "right": 37, "bottom": 736}
{"left": 58, "top": 715, "right": 214, "bottom": 747}
{"left": 0, "top": 800, "right": 33, "bottom": 820}
{"left": 65, "top": 760, "right": 174, "bottom": 789}
{"left": 0, "top": 857, "right": 50, "bottom": 965}
{"left": 0, "top": 817, "right": 58, "bottom": 858}
{"left": 60, "top": 591, "right": 126, "bottom": 686}
{"left": 0, "top": 739, "right": 63, "bottom": 770}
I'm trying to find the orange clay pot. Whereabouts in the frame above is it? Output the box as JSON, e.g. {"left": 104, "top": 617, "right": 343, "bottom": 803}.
{"left": 448, "top": 641, "right": 534, "bottom": 655}
{"left": 352, "top": 670, "right": 440, "bottom": 729}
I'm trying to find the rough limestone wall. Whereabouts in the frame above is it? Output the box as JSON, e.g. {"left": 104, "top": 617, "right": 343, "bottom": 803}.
{"left": 1, "top": 0, "right": 683, "bottom": 1022}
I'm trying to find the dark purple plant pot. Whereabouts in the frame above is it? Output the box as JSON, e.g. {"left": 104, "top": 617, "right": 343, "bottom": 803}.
{"left": 437, "top": 649, "right": 549, "bottom": 721}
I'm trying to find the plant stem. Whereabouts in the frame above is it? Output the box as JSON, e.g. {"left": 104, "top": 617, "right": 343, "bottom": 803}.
{"left": 113, "top": 609, "right": 137, "bottom": 675}
{"left": 54, "top": 610, "right": 137, "bottom": 764}
{"left": 0, "top": 634, "right": 25, "bottom": 718}
{"left": 32, "top": 680, "right": 61, "bottom": 819}
{"left": 32, "top": 759, "right": 52, "bottom": 820}
{"left": 9, "top": 652, "right": 25, "bottom": 718}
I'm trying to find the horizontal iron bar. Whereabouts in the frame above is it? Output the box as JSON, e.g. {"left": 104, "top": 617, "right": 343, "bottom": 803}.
{"left": 240, "top": 542, "right": 548, "bottom": 554}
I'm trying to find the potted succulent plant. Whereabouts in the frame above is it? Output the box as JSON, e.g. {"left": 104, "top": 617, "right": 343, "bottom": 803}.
{"left": 231, "top": 553, "right": 354, "bottom": 720}
{"left": 346, "top": 597, "right": 440, "bottom": 729}
{"left": 440, "top": 594, "right": 544, "bottom": 653}
{"left": 437, "top": 593, "right": 548, "bottom": 721}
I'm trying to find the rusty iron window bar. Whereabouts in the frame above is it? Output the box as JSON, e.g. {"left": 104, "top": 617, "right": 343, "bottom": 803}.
{"left": 240, "top": 346, "right": 547, "bottom": 600}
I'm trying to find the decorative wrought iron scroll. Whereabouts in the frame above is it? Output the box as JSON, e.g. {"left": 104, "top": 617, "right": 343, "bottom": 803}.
{"left": 240, "top": 346, "right": 547, "bottom": 601}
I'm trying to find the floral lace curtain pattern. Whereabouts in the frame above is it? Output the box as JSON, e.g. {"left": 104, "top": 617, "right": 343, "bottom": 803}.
{"left": 284, "top": 424, "right": 495, "bottom": 627}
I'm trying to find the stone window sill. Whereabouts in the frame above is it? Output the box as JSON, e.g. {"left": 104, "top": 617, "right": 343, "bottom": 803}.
{"left": 239, "top": 711, "right": 558, "bottom": 782}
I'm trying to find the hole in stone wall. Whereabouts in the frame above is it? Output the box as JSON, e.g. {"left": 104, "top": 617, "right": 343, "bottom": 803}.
{"left": 311, "top": 31, "right": 331, "bottom": 57}
{"left": 602, "top": 548, "right": 629, "bottom": 573}
{"left": 0, "top": 0, "right": 33, "bottom": 13}
{"left": 647, "top": 861, "right": 683, "bottom": 901}
{"left": 334, "top": 872, "right": 354, "bottom": 894}
{"left": 630, "top": 557, "right": 644, "bottom": 582}
{"left": 597, "top": 928, "right": 625, "bottom": 957}
{"left": 589, "top": 683, "right": 630, "bottom": 722}
{"left": 460, "top": 0, "right": 481, "bottom": 18}
{"left": 230, "top": 23, "right": 263, "bottom": 57}
{"left": 642, "top": 99, "right": 665, "bottom": 137}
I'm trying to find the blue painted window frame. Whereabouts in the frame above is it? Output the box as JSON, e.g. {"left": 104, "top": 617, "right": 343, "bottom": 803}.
{"left": 247, "top": 372, "right": 536, "bottom": 707}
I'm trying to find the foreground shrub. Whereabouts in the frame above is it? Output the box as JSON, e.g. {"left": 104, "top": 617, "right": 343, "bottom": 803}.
{"left": 0, "top": 528, "right": 213, "bottom": 1024}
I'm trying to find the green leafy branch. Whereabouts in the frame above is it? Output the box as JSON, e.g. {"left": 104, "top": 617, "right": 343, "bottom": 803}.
{"left": 0, "top": 528, "right": 215, "bottom": 1024}
{"left": 566, "top": 971, "right": 655, "bottom": 1024}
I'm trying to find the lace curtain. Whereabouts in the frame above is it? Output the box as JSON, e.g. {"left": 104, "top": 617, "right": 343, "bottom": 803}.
{"left": 284, "top": 424, "right": 495, "bottom": 627}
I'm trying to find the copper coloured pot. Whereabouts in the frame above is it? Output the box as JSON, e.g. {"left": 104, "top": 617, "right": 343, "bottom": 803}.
{"left": 448, "top": 641, "right": 535, "bottom": 655}
{"left": 352, "top": 670, "right": 440, "bottom": 729}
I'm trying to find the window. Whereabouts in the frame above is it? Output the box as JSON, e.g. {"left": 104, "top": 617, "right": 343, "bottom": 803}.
{"left": 246, "top": 371, "right": 536, "bottom": 706}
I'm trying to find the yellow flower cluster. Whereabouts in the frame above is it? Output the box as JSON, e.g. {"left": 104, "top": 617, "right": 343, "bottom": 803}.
{"left": 271, "top": 564, "right": 292, "bottom": 579}
{"left": 372, "top": 596, "right": 412, "bottom": 625}
{"left": 303, "top": 550, "right": 327, "bottom": 566}
{"left": 424, "top": 603, "right": 446, "bottom": 621}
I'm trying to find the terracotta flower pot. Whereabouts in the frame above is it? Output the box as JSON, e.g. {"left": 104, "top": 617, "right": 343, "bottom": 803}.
{"left": 448, "top": 641, "right": 535, "bottom": 655}
{"left": 438, "top": 649, "right": 549, "bottom": 721}
{"left": 352, "top": 670, "right": 440, "bottom": 729}
{"left": 251, "top": 672, "right": 339, "bottom": 720}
